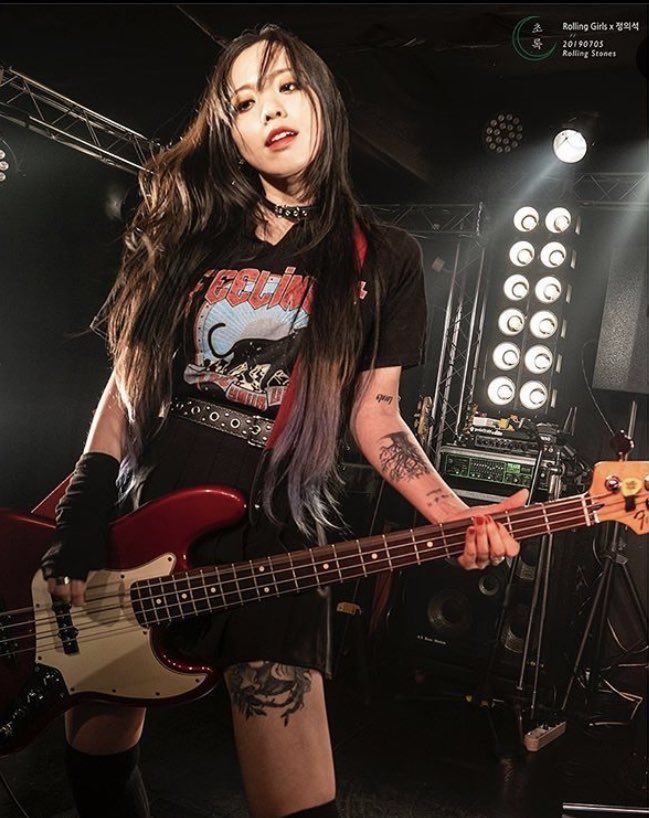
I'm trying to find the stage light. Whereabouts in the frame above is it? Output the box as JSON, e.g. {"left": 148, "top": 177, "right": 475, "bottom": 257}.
{"left": 509, "top": 241, "right": 535, "bottom": 267}
{"left": 524, "top": 345, "right": 553, "bottom": 374}
{"left": 552, "top": 111, "right": 599, "bottom": 164}
{"left": 503, "top": 275, "right": 529, "bottom": 301}
{"left": 498, "top": 308, "right": 525, "bottom": 336}
{"left": 530, "top": 310, "right": 558, "bottom": 339}
{"left": 552, "top": 130, "right": 587, "bottom": 163}
{"left": 483, "top": 113, "right": 524, "bottom": 155}
{"left": 488, "top": 377, "right": 516, "bottom": 405}
{"left": 513, "top": 207, "right": 539, "bottom": 232}
{"left": 493, "top": 342, "right": 520, "bottom": 370}
{"left": 535, "top": 276, "right": 562, "bottom": 304}
{"left": 540, "top": 242, "right": 566, "bottom": 268}
{"left": 519, "top": 381, "right": 548, "bottom": 410}
{"left": 545, "top": 207, "right": 572, "bottom": 233}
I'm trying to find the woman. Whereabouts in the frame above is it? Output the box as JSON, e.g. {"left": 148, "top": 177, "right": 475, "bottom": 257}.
{"left": 41, "top": 23, "right": 526, "bottom": 818}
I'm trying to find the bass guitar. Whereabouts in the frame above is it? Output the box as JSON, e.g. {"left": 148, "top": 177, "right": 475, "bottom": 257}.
{"left": 0, "top": 459, "right": 646, "bottom": 755}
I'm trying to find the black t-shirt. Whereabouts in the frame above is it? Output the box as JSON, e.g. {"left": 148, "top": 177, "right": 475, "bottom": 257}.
{"left": 93, "top": 222, "right": 428, "bottom": 420}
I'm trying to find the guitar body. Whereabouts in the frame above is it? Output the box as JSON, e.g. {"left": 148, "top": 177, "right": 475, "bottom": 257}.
{"left": 1, "top": 458, "right": 646, "bottom": 757}
{"left": 0, "top": 485, "right": 246, "bottom": 755}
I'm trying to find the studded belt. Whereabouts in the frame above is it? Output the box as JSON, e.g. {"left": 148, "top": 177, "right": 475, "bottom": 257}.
{"left": 169, "top": 396, "right": 274, "bottom": 448}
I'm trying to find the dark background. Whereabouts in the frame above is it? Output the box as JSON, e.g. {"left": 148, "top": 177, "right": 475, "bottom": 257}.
{"left": 0, "top": 6, "right": 646, "bottom": 816}
{"left": 0, "top": 3, "right": 646, "bottom": 510}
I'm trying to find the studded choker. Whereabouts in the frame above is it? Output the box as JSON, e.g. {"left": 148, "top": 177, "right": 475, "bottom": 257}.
{"left": 261, "top": 197, "right": 317, "bottom": 221}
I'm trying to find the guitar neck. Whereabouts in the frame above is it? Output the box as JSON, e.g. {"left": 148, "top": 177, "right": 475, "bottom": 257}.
{"left": 130, "top": 493, "right": 598, "bottom": 627}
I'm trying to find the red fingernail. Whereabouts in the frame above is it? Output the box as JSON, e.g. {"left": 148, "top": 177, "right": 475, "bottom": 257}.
{"left": 475, "top": 515, "right": 485, "bottom": 525}
{"left": 467, "top": 525, "right": 475, "bottom": 534}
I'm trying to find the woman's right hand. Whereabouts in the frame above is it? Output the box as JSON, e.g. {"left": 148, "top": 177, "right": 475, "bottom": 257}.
{"left": 41, "top": 536, "right": 94, "bottom": 606}
{"left": 40, "top": 451, "right": 121, "bottom": 607}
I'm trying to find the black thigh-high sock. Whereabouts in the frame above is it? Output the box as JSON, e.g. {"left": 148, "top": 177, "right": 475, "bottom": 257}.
{"left": 284, "top": 802, "right": 340, "bottom": 817}
{"left": 64, "top": 742, "right": 150, "bottom": 818}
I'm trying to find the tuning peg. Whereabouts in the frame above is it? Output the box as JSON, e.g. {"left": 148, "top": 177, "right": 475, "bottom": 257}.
{"left": 605, "top": 475, "right": 621, "bottom": 492}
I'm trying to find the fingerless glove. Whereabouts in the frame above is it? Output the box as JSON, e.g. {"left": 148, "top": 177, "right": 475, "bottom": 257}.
{"left": 41, "top": 452, "right": 120, "bottom": 582}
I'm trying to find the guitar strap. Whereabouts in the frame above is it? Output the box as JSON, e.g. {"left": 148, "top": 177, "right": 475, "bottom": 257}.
{"left": 33, "top": 223, "right": 369, "bottom": 534}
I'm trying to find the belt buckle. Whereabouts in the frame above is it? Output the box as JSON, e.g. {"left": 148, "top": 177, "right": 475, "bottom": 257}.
{"left": 246, "top": 414, "right": 271, "bottom": 447}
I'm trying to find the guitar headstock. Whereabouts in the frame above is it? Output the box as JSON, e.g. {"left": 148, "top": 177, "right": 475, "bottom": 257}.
{"left": 589, "top": 461, "right": 649, "bottom": 535}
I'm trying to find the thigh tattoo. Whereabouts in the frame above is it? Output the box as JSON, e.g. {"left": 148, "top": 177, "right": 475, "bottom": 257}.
{"left": 226, "top": 662, "right": 313, "bottom": 726}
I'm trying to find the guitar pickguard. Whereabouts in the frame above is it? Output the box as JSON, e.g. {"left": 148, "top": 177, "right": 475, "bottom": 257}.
{"left": 31, "top": 556, "right": 209, "bottom": 700}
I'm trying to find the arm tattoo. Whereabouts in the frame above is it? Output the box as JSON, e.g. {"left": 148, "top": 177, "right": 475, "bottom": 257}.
{"left": 426, "top": 488, "right": 451, "bottom": 506}
{"left": 375, "top": 393, "right": 393, "bottom": 405}
{"left": 378, "top": 431, "right": 431, "bottom": 482}
{"left": 225, "top": 661, "right": 313, "bottom": 726}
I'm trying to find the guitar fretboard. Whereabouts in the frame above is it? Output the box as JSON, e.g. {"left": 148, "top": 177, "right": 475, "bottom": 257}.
{"left": 130, "top": 495, "right": 595, "bottom": 627}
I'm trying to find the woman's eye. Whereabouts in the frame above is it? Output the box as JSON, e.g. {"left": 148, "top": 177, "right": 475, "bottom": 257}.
{"left": 234, "top": 82, "right": 299, "bottom": 114}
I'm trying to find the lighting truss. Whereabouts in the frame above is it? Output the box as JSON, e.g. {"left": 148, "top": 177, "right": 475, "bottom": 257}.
{"left": 365, "top": 203, "right": 484, "bottom": 238}
{"left": 505, "top": 172, "right": 648, "bottom": 208}
{"left": 0, "top": 66, "right": 161, "bottom": 175}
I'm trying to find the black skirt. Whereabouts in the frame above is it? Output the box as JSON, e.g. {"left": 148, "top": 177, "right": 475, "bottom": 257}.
{"left": 120, "top": 414, "right": 332, "bottom": 679}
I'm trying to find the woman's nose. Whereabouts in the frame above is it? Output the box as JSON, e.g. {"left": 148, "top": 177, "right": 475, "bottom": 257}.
{"left": 264, "top": 109, "right": 282, "bottom": 122}
{"left": 262, "top": 98, "right": 285, "bottom": 122}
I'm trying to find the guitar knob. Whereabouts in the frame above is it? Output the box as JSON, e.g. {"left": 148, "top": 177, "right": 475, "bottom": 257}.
{"left": 605, "top": 475, "right": 621, "bottom": 492}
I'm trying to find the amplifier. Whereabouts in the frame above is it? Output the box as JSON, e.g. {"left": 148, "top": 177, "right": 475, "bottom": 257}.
{"left": 439, "top": 445, "right": 554, "bottom": 502}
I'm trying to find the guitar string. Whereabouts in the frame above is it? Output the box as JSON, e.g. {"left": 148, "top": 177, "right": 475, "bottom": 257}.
{"left": 0, "top": 494, "right": 625, "bottom": 648}
{"left": 0, "top": 495, "right": 592, "bottom": 632}
{"left": 0, "top": 506, "right": 623, "bottom": 657}
{"left": 2, "top": 514, "right": 579, "bottom": 659}
{"left": 1, "top": 492, "right": 596, "bottom": 627}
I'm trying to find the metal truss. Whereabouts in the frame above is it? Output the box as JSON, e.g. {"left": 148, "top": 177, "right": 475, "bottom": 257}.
{"left": 503, "top": 171, "right": 648, "bottom": 208}
{"left": 573, "top": 172, "right": 649, "bottom": 206}
{"left": 0, "top": 66, "right": 161, "bottom": 175}
{"left": 425, "top": 240, "right": 487, "bottom": 466}
{"left": 365, "top": 204, "right": 486, "bottom": 463}
{"left": 365, "top": 202, "right": 485, "bottom": 238}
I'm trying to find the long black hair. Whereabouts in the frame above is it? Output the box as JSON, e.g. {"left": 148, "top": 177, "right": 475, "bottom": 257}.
{"left": 100, "top": 23, "right": 390, "bottom": 538}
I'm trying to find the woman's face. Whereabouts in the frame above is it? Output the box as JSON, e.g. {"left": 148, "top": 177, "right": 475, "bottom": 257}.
{"left": 227, "top": 42, "right": 323, "bottom": 185}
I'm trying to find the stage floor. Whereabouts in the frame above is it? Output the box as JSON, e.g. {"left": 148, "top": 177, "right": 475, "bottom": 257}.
{"left": 0, "top": 668, "right": 643, "bottom": 817}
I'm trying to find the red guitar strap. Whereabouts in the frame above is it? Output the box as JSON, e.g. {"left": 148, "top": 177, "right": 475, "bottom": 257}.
{"left": 32, "top": 224, "right": 369, "bottom": 518}
{"left": 264, "top": 222, "right": 368, "bottom": 450}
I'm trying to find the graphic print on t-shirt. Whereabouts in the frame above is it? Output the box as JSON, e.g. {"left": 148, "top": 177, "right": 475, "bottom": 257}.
{"left": 183, "top": 263, "right": 368, "bottom": 415}
{"left": 183, "top": 265, "right": 315, "bottom": 413}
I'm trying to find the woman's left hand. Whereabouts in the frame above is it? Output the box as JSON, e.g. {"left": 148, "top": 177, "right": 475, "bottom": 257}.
{"left": 441, "top": 488, "right": 529, "bottom": 570}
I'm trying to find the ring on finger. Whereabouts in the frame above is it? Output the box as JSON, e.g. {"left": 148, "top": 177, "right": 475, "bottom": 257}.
{"left": 54, "top": 576, "right": 71, "bottom": 586}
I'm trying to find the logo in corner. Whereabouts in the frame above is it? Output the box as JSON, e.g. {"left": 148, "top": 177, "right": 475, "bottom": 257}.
{"left": 512, "top": 16, "right": 557, "bottom": 61}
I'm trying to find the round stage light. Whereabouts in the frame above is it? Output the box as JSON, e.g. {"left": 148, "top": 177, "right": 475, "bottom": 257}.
{"left": 493, "top": 342, "right": 520, "bottom": 370}
{"left": 540, "top": 242, "right": 567, "bottom": 268}
{"left": 503, "top": 274, "right": 529, "bottom": 301}
{"left": 524, "top": 345, "right": 554, "bottom": 374}
{"left": 513, "top": 207, "right": 539, "bottom": 232}
{"left": 509, "top": 241, "right": 535, "bottom": 267}
{"left": 483, "top": 113, "right": 524, "bottom": 155}
{"left": 488, "top": 377, "right": 516, "bottom": 405}
{"left": 552, "top": 129, "right": 587, "bottom": 163}
{"left": 545, "top": 207, "right": 572, "bottom": 233}
{"left": 535, "top": 276, "right": 562, "bottom": 304}
{"left": 530, "top": 310, "right": 558, "bottom": 339}
{"left": 520, "top": 381, "right": 548, "bottom": 410}
{"left": 498, "top": 309, "right": 526, "bottom": 336}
